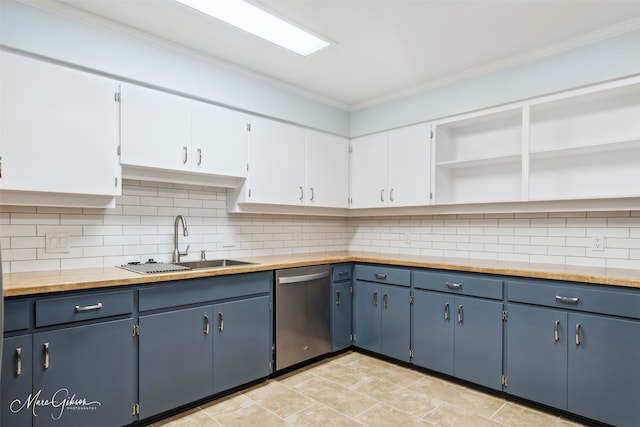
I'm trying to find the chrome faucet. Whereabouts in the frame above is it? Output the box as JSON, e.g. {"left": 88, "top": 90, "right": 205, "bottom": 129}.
{"left": 172, "top": 215, "right": 189, "bottom": 263}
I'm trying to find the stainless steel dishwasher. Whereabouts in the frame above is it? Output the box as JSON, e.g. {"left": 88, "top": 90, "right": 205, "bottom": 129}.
{"left": 275, "top": 265, "right": 330, "bottom": 371}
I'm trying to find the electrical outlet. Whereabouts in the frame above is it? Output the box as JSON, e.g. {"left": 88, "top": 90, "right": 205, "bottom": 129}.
{"left": 45, "top": 232, "right": 70, "bottom": 253}
{"left": 592, "top": 234, "right": 605, "bottom": 251}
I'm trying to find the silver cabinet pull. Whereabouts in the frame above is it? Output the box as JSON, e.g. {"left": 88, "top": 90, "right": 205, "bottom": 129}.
{"left": 16, "top": 348, "right": 23, "bottom": 376}
{"left": 373, "top": 292, "right": 378, "bottom": 307}
{"left": 380, "top": 189, "right": 385, "bottom": 202}
{"left": 554, "top": 320, "right": 560, "bottom": 342}
{"left": 43, "top": 343, "right": 50, "bottom": 369}
{"left": 299, "top": 186, "right": 304, "bottom": 201}
{"left": 457, "top": 305, "right": 463, "bottom": 324}
{"left": 197, "top": 148, "right": 202, "bottom": 166}
{"left": 310, "top": 187, "right": 315, "bottom": 202}
{"left": 390, "top": 188, "right": 394, "bottom": 202}
{"left": 336, "top": 290, "right": 341, "bottom": 306}
{"left": 446, "top": 282, "right": 462, "bottom": 290}
{"left": 218, "top": 312, "right": 224, "bottom": 332}
{"left": 75, "top": 302, "right": 103, "bottom": 312}
{"left": 575, "top": 323, "right": 581, "bottom": 345}
{"left": 204, "top": 315, "right": 210, "bottom": 335}
{"left": 338, "top": 271, "right": 349, "bottom": 277}
{"left": 556, "top": 295, "right": 580, "bottom": 304}
{"left": 374, "top": 273, "right": 387, "bottom": 280}
{"left": 444, "top": 303, "right": 450, "bottom": 321}
{"left": 383, "top": 293, "right": 388, "bottom": 309}
{"left": 182, "top": 146, "right": 188, "bottom": 164}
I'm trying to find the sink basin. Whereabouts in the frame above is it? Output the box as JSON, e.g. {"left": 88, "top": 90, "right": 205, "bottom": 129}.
{"left": 175, "top": 259, "right": 255, "bottom": 270}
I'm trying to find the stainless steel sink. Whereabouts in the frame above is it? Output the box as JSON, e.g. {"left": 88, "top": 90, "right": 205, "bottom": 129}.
{"left": 175, "top": 259, "right": 255, "bottom": 270}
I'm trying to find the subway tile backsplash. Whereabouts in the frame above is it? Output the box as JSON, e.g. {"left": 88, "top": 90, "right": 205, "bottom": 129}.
{"left": 1, "top": 180, "right": 640, "bottom": 272}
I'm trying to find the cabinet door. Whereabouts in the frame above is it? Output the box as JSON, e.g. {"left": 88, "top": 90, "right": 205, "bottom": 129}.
{"left": 353, "top": 281, "right": 381, "bottom": 353}
{"left": 379, "top": 284, "right": 411, "bottom": 362}
{"left": 0, "top": 51, "right": 119, "bottom": 196}
{"left": 120, "top": 84, "right": 191, "bottom": 171}
{"left": 506, "top": 304, "right": 567, "bottom": 409}
{"left": 454, "top": 296, "right": 503, "bottom": 390}
{"left": 1, "top": 335, "right": 32, "bottom": 427}
{"left": 568, "top": 313, "right": 640, "bottom": 427}
{"left": 213, "top": 296, "right": 272, "bottom": 394}
{"left": 32, "top": 319, "right": 134, "bottom": 427}
{"left": 331, "top": 281, "right": 352, "bottom": 352}
{"left": 412, "top": 289, "right": 454, "bottom": 375}
{"left": 191, "top": 101, "right": 248, "bottom": 177}
{"left": 247, "top": 116, "right": 305, "bottom": 205}
{"left": 387, "top": 123, "right": 431, "bottom": 206}
{"left": 305, "top": 131, "right": 349, "bottom": 208}
{"left": 350, "top": 133, "right": 388, "bottom": 208}
{"left": 139, "top": 306, "right": 213, "bottom": 419}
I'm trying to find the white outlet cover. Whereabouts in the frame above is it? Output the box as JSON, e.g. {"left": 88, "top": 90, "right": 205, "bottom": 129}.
{"left": 45, "top": 232, "right": 70, "bottom": 253}
{"left": 592, "top": 234, "right": 605, "bottom": 251}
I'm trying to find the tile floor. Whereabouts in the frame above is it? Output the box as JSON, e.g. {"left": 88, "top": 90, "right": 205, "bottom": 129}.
{"left": 148, "top": 352, "right": 589, "bottom": 427}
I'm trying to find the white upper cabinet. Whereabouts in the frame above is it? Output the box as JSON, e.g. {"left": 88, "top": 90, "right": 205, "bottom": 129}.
{"left": 305, "top": 130, "right": 349, "bottom": 208}
{"left": 434, "top": 108, "right": 523, "bottom": 205}
{"left": 120, "top": 84, "right": 248, "bottom": 184}
{"left": 528, "top": 80, "right": 640, "bottom": 201}
{"left": 350, "top": 123, "right": 431, "bottom": 209}
{"left": 245, "top": 116, "right": 306, "bottom": 205}
{"left": 0, "top": 51, "right": 120, "bottom": 206}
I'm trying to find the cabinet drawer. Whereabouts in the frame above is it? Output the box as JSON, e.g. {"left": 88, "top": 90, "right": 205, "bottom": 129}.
{"left": 332, "top": 263, "right": 352, "bottom": 282}
{"left": 139, "top": 272, "right": 271, "bottom": 312}
{"left": 412, "top": 270, "right": 503, "bottom": 300}
{"left": 355, "top": 264, "right": 410, "bottom": 287}
{"left": 4, "top": 299, "right": 31, "bottom": 332}
{"left": 507, "top": 279, "right": 640, "bottom": 319}
{"left": 35, "top": 290, "right": 134, "bottom": 327}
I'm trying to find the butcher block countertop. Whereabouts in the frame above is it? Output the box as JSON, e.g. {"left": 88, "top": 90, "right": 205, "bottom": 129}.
{"left": 3, "top": 251, "right": 640, "bottom": 297}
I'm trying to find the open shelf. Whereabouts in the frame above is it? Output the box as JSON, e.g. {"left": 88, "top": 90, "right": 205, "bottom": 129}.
{"left": 436, "top": 153, "right": 521, "bottom": 169}
{"left": 530, "top": 137, "right": 640, "bottom": 160}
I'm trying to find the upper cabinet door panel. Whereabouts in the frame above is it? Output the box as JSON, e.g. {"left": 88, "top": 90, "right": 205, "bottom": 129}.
{"left": 305, "top": 130, "right": 349, "bottom": 208}
{"left": 247, "top": 116, "right": 305, "bottom": 205}
{"left": 387, "top": 123, "right": 431, "bottom": 206}
{"left": 120, "top": 84, "right": 191, "bottom": 172}
{"left": 0, "top": 52, "right": 119, "bottom": 196}
{"left": 191, "top": 101, "right": 248, "bottom": 178}
{"left": 350, "top": 133, "right": 388, "bottom": 209}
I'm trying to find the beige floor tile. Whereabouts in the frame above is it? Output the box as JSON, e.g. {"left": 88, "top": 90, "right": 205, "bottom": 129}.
{"left": 199, "top": 393, "right": 255, "bottom": 418}
{"left": 349, "top": 376, "right": 405, "bottom": 403}
{"left": 422, "top": 402, "right": 504, "bottom": 427}
{"left": 284, "top": 401, "right": 364, "bottom": 427}
{"left": 214, "top": 403, "right": 289, "bottom": 427}
{"left": 307, "top": 359, "right": 369, "bottom": 387}
{"left": 243, "top": 381, "right": 316, "bottom": 418}
{"left": 490, "top": 402, "right": 589, "bottom": 426}
{"left": 292, "top": 376, "right": 378, "bottom": 417}
{"left": 386, "top": 387, "right": 443, "bottom": 417}
{"left": 150, "top": 407, "right": 221, "bottom": 427}
{"left": 355, "top": 402, "right": 436, "bottom": 427}
{"left": 277, "top": 368, "right": 319, "bottom": 387}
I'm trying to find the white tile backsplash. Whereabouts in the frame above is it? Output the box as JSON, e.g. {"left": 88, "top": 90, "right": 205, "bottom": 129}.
{"left": 1, "top": 179, "right": 640, "bottom": 272}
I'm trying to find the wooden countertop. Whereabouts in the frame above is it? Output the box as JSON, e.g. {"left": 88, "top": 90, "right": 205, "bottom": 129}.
{"left": 3, "top": 251, "right": 640, "bottom": 297}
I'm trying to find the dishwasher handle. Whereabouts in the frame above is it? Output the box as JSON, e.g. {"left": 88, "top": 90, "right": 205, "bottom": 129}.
{"left": 278, "top": 271, "right": 329, "bottom": 284}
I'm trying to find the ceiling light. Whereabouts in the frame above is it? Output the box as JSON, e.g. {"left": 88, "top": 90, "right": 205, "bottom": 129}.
{"left": 176, "top": 0, "right": 330, "bottom": 56}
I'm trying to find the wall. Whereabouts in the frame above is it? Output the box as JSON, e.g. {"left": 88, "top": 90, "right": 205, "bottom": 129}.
{"left": 0, "top": 180, "right": 351, "bottom": 273}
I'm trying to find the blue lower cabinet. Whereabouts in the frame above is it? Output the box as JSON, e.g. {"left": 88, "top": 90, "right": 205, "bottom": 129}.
{"left": 213, "top": 295, "right": 272, "bottom": 393}
{"left": 1, "top": 335, "right": 33, "bottom": 427}
{"left": 568, "top": 313, "right": 640, "bottom": 427}
{"left": 413, "top": 290, "right": 503, "bottom": 390}
{"left": 139, "top": 306, "right": 214, "bottom": 419}
{"left": 31, "top": 319, "right": 135, "bottom": 427}
{"left": 353, "top": 280, "right": 410, "bottom": 362}
{"left": 505, "top": 304, "right": 568, "bottom": 409}
{"left": 331, "top": 281, "right": 352, "bottom": 352}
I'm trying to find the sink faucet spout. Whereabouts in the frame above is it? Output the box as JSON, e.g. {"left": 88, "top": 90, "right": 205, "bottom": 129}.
{"left": 173, "top": 215, "right": 190, "bottom": 263}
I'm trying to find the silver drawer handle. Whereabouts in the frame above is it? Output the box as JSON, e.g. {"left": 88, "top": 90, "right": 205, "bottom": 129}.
{"left": 457, "top": 305, "right": 463, "bottom": 324}
{"left": 444, "top": 303, "right": 450, "bottom": 321}
{"left": 182, "top": 146, "right": 188, "bottom": 164}
{"left": 383, "top": 293, "right": 388, "bottom": 309}
{"left": 299, "top": 186, "right": 304, "bottom": 201}
{"left": 75, "top": 302, "right": 103, "bottom": 312}
{"left": 373, "top": 291, "right": 378, "bottom": 307}
{"left": 16, "top": 348, "right": 23, "bottom": 376}
{"left": 219, "top": 312, "right": 224, "bottom": 332}
{"left": 554, "top": 320, "right": 560, "bottom": 342}
{"left": 197, "top": 148, "right": 202, "bottom": 166}
{"left": 374, "top": 273, "right": 387, "bottom": 280}
{"left": 390, "top": 188, "right": 394, "bottom": 202}
{"left": 555, "top": 295, "right": 579, "bottom": 304}
{"left": 310, "top": 187, "right": 315, "bottom": 202}
{"left": 43, "top": 343, "right": 50, "bottom": 369}
{"left": 446, "top": 282, "right": 462, "bottom": 290}
{"left": 336, "top": 290, "right": 341, "bottom": 306}
{"left": 338, "top": 271, "right": 349, "bottom": 277}
{"left": 204, "top": 315, "right": 210, "bottom": 335}
{"left": 575, "top": 324, "right": 581, "bottom": 345}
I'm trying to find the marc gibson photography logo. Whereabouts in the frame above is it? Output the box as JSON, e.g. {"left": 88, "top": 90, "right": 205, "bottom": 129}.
{"left": 10, "top": 388, "right": 101, "bottom": 420}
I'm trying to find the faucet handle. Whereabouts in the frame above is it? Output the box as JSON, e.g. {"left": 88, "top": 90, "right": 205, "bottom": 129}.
{"left": 179, "top": 244, "right": 190, "bottom": 257}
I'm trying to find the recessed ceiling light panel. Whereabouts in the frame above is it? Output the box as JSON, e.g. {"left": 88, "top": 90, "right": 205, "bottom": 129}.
{"left": 176, "top": 0, "right": 330, "bottom": 56}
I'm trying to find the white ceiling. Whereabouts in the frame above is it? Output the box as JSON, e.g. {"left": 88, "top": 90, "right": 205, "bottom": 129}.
{"left": 56, "top": 0, "right": 640, "bottom": 109}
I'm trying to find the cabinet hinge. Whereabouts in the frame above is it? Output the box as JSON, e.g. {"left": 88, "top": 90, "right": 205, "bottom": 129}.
{"left": 410, "top": 295, "right": 415, "bottom": 304}
{"left": 269, "top": 301, "right": 272, "bottom": 311}
{"left": 430, "top": 129, "right": 434, "bottom": 139}
{"left": 115, "top": 92, "right": 121, "bottom": 103}
{"left": 349, "top": 334, "right": 353, "bottom": 343}
{"left": 410, "top": 349, "right": 414, "bottom": 359}
{"left": 117, "top": 145, "right": 121, "bottom": 156}
{"left": 132, "top": 325, "right": 140, "bottom": 336}
{"left": 429, "top": 192, "right": 433, "bottom": 200}
{"left": 502, "top": 311, "right": 508, "bottom": 321}
{"left": 352, "top": 334, "right": 356, "bottom": 343}
{"left": 350, "top": 286, "right": 353, "bottom": 295}
{"left": 269, "top": 361, "right": 273, "bottom": 371}
{"left": 246, "top": 123, "right": 251, "bottom": 132}
{"left": 0, "top": 156, "right": 3, "bottom": 178}
{"left": 501, "top": 375, "right": 508, "bottom": 387}
{"left": 246, "top": 163, "right": 249, "bottom": 171}
{"left": 132, "top": 403, "right": 140, "bottom": 415}
{"left": 348, "top": 197, "right": 353, "bottom": 205}
{"left": 348, "top": 146, "right": 353, "bottom": 154}
{"left": 248, "top": 188, "right": 252, "bottom": 198}
{"left": 115, "top": 177, "right": 118, "bottom": 187}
